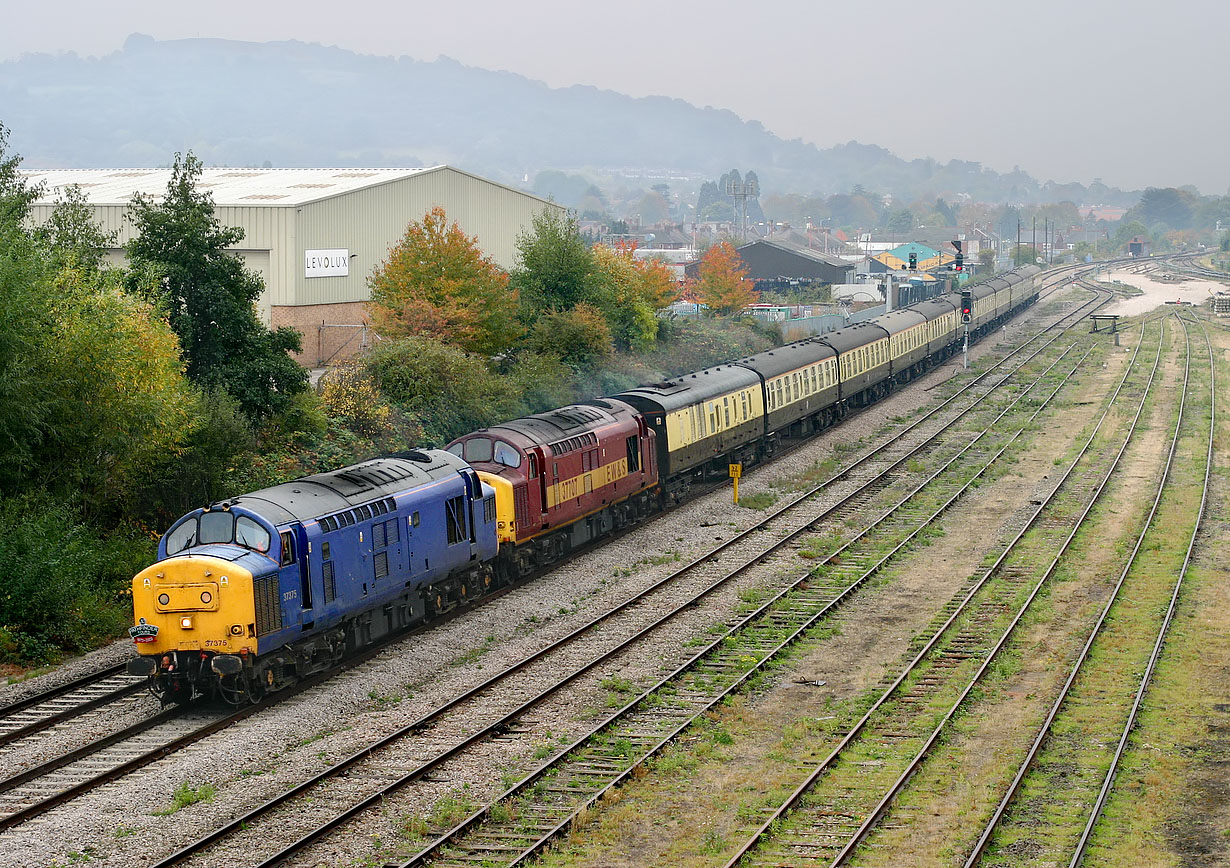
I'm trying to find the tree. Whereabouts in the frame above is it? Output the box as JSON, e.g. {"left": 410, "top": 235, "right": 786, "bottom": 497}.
{"left": 526, "top": 303, "right": 613, "bottom": 369}
{"left": 886, "top": 209, "right": 914, "bottom": 234}
{"left": 978, "top": 247, "right": 997, "bottom": 271}
{"left": 590, "top": 244, "right": 658, "bottom": 351}
{"left": 689, "top": 241, "right": 753, "bottom": 315}
{"left": 0, "top": 127, "right": 57, "bottom": 493}
{"left": 1011, "top": 244, "right": 1039, "bottom": 267}
{"left": 35, "top": 273, "right": 195, "bottom": 514}
{"left": 126, "top": 152, "right": 307, "bottom": 420}
{"left": 1135, "top": 187, "right": 1196, "bottom": 230}
{"left": 367, "top": 206, "right": 521, "bottom": 356}
{"left": 510, "top": 209, "right": 595, "bottom": 314}
{"left": 0, "top": 123, "right": 38, "bottom": 230}
{"left": 34, "top": 184, "right": 118, "bottom": 272}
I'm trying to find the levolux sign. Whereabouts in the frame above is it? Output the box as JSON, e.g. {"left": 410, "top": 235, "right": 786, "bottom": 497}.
{"left": 305, "top": 249, "right": 350, "bottom": 278}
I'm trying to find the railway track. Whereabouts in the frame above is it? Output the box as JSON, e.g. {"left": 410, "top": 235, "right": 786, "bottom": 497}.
{"left": 146, "top": 281, "right": 1112, "bottom": 867}
{"left": 0, "top": 665, "right": 143, "bottom": 750}
{"left": 716, "top": 315, "right": 1168, "bottom": 867}
{"left": 963, "top": 312, "right": 1215, "bottom": 868}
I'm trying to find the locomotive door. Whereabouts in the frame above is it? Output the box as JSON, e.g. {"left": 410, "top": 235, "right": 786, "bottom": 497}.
{"left": 460, "top": 471, "right": 479, "bottom": 560}
{"left": 294, "top": 526, "right": 313, "bottom": 614}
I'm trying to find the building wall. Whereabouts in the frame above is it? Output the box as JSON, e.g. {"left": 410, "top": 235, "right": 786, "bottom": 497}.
{"left": 293, "top": 167, "right": 559, "bottom": 309}
{"left": 271, "top": 301, "right": 372, "bottom": 367}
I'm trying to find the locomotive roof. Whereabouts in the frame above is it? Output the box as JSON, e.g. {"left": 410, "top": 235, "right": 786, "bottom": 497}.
{"left": 615, "top": 364, "right": 761, "bottom": 413}
{"left": 733, "top": 340, "right": 836, "bottom": 380}
{"left": 224, "top": 451, "right": 465, "bottom": 526}
{"left": 813, "top": 320, "right": 891, "bottom": 354}
{"left": 462, "top": 399, "right": 638, "bottom": 449}
{"left": 875, "top": 308, "right": 927, "bottom": 335}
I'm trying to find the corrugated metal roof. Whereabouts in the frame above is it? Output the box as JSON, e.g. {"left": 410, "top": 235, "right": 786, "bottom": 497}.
{"left": 744, "top": 239, "right": 851, "bottom": 269}
{"left": 23, "top": 167, "right": 438, "bottom": 206}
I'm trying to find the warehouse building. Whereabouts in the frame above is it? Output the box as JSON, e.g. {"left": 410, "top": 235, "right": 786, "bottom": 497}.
{"left": 684, "top": 239, "right": 854, "bottom": 287}
{"left": 25, "top": 166, "right": 563, "bottom": 365}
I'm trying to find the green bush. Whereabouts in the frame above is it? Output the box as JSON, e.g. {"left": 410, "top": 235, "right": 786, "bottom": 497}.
{"left": 363, "top": 336, "right": 527, "bottom": 446}
{"left": 0, "top": 492, "right": 151, "bottom": 664}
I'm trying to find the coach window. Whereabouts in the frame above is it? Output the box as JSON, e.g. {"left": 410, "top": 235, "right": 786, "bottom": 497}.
{"left": 493, "top": 441, "right": 521, "bottom": 468}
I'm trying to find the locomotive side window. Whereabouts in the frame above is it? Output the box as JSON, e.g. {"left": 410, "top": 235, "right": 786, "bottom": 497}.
{"left": 279, "top": 531, "right": 295, "bottom": 565}
{"left": 165, "top": 519, "right": 197, "bottom": 554}
{"left": 528, "top": 453, "right": 538, "bottom": 478}
{"left": 626, "top": 435, "right": 640, "bottom": 473}
{"left": 445, "top": 496, "right": 466, "bottom": 545}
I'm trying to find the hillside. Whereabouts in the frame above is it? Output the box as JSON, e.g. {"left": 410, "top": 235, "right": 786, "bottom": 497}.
{"left": 1, "top": 34, "right": 1131, "bottom": 204}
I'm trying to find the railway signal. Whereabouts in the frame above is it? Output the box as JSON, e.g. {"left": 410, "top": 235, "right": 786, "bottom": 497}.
{"left": 908, "top": 251, "right": 917, "bottom": 270}
{"left": 960, "top": 289, "right": 973, "bottom": 323}
{"left": 953, "top": 239, "right": 964, "bottom": 272}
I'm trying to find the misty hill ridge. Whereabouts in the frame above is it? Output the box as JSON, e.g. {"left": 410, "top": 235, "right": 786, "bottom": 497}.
{"left": 2, "top": 34, "right": 1123, "bottom": 203}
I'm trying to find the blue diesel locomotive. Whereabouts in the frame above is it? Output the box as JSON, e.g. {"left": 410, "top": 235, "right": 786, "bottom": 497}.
{"left": 129, "top": 450, "right": 497, "bottom": 703}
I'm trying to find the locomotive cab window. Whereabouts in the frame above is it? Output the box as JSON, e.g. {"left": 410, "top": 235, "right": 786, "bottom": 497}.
{"left": 165, "top": 518, "right": 197, "bottom": 554}
{"left": 493, "top": 441, "right": 521, "bottom": 468}
{"left": 279, "top": 531, "right": 295, "bottom": 565}
{"left": 200, "top": 510, "right": 233, "bottom": 545}
{"left": 464, "top": 437, "right": 493, "bottom": 463}
{"left": 236, "top": 516, "right": 270, "bottom": 553}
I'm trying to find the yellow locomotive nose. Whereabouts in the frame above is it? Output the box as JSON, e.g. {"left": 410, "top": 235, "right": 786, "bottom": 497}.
{"left": 130, "top": 556, "right": 257, "bottom": 657}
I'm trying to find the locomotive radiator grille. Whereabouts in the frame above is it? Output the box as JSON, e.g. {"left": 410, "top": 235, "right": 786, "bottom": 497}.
{"left": 253, "top": 574, "right": 283, "bottom": 636}
{"left": 322, "top": 562, "right": 336, "bottom": 604}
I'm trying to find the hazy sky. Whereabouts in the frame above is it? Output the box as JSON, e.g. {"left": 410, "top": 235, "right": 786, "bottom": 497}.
{"left": 3, "top": 0, "right": 1224, "bottom": 193}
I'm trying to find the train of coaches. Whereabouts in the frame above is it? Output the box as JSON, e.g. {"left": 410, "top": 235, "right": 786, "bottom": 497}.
{"left": 128, "top": 266, "right": 1043, "bottom": 703}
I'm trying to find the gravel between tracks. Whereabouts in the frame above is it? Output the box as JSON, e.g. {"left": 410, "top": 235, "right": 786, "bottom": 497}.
{"left": 0, "top": 297, "right": 1063, "bottom": 868}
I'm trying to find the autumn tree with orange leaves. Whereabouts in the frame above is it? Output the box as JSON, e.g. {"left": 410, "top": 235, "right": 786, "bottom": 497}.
{"left": 368, "top": 207, "right": 521, "bottom": 356}
{"left": 689, "top": 241, "right": 753, "bottom": 315}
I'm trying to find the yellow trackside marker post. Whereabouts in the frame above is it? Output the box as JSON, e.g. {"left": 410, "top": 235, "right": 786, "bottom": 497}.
{"left": 729, "top": 462, "right": 742, "bottom": 503}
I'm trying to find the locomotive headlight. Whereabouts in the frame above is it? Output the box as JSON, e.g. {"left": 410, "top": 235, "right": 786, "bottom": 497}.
{"left": 200, "top": 591, "right": 212, "bottom": 604}
{"left": 180, "top": 617, "right": 193, "bottom": 629}
{"left": 158, "top": 593, "right": 170, "bottom": 605}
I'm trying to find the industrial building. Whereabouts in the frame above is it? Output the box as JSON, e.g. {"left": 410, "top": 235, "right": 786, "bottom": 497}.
{"left": 684, "top": 239, "right": 854, "bottom": 287}
{"left": 25, "top": 166, "right": 563, "bottom": 365}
